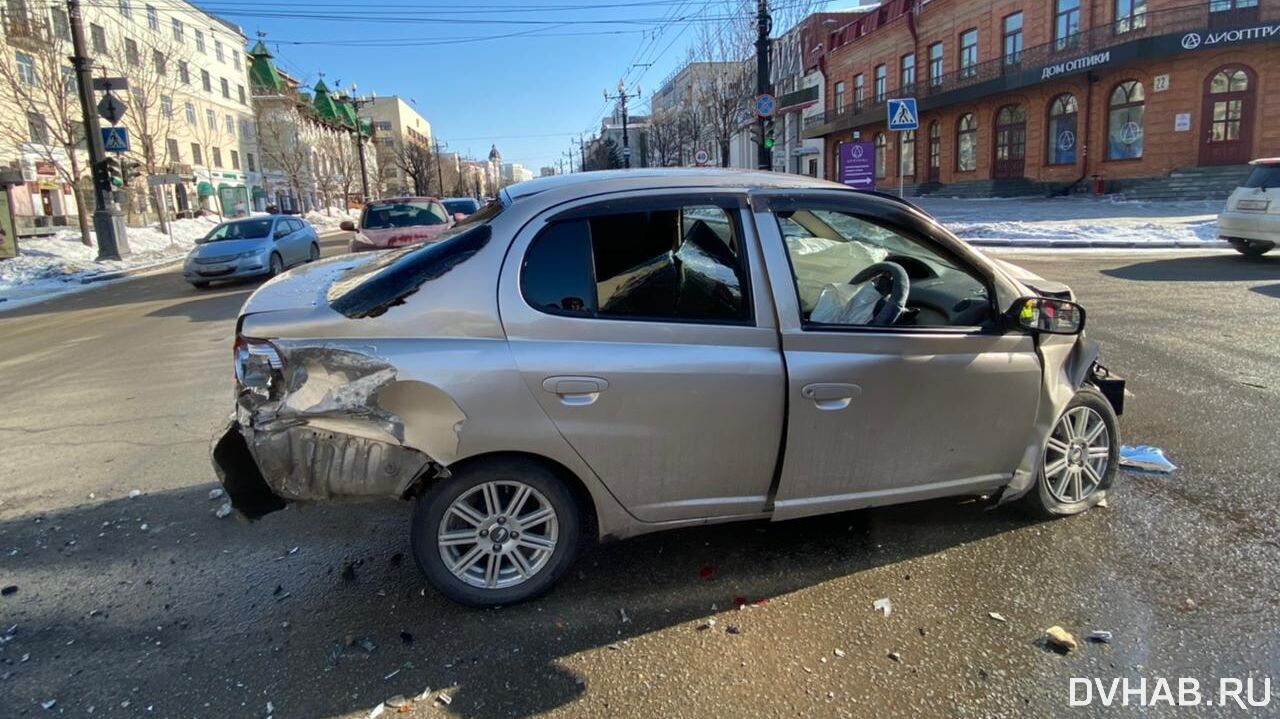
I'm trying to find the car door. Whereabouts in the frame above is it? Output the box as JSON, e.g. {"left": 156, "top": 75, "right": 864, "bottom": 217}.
{"left": 271, "top": 219, "right": 294, "bottom": 264}
{"left": 497, "top": 191, "right": 786, "bottom": 523}
{"left": 751, "top": 190, "right": 1043, "bottom": 521}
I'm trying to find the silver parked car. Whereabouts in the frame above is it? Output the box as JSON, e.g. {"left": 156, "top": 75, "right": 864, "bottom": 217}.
{"left": 183, "top": 216, "right": 321, "bottom": 288}
{"left": 213, "top": 170, "right": 1125, "bottom": 606}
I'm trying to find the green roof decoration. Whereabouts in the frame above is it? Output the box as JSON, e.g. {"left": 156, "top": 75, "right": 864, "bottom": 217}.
{"left": 248, "top": 40, "right": 286, "bottom": 93}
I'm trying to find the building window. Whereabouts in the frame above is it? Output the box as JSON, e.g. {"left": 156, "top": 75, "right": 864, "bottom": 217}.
{"left": 899, "top": 129, "right": 915, "bottom": 178}
{"left": 167, "top": 137, "right": 179, "bottom": 162}
{"left": 241, "top": 119, "right": 253, "bottom": 137}
{"left": 225, "top": 113, "right": 235, "bottom": 135}
{"left": 179, "top": 61, "right": 189, "bottom": 84}
{"left": 124, "top": 38, "right": 140, "bottom": 66}
{"left": 1055, "top": 0, "right": 1081, "bottom": 50}
{"left": 27, "top": 112, "right": 47, "bottom": 144}
{"left": 928, "top": 121, "right": 941, "bottom": 176}
{"left": 50, "top": 8, "right": 70, "bottom": 39}
{"left": 191, "top": 142, "right": 202, "bottom": 165}
{"left": 1115, "top": 0, "right": 1147, "bottom": 33}
{"left": 16, "top": 51, "right": 37, "bottom": 86}
{"left": 230, "top": 149, "right": 240, "bottom": 170}
{"left": 959, "top": 29, "right": 978, "bottom": 78}
{"left": 171, "top": 17, "right": 182, "bottom": 42}
{"left": 206, "top": 108, "right": 216, "bottom": 129}
{"left": 212, "top": 147, "right": 222, "bottom": 167}
{"left": 928, "top": 43, "right": 944, "bottom": 87}
{"left": 874, "top": 64, "right": 886, "bottom": 102}
{"left": 160, "top": 94, "right": 172, "bottom": 118}
{"left": 1003, "top": 12, "right": 1023, "bottom": 65}
{"left": 153, "top": 49, "right": 166, "bottom": 75}
{"left": 238, "top": 85, "right": 246, "bottom": 104}
{"left": 1107, "top": 80, "right": 1145, "bottom": 160}
{"left": 215, "top": 40, "right": 224, "bottom": 62}
{"left": 956, "top": 113, "right": 978, "bottom": 171}
{"left": 834, "top": 80, "right": 846, "bottom": 113}
{"left": 201, "top": 70, "right": 211, "bottom": 92}
{"left": 90, "top": 23, "right": 108, "bottom": 54}
{"left": 118, "top": 0, "right": 130, "bottom": 16}
{"left": 1208, "top": 68, "right": 1248, "bottom": 141}
{"left": 853, "top": 74, "right": 864, "bottom": 109}
{"left": 246, "top": 152, "right": 255, "bottom": 172}
{"left": 61, "top": 66, "right": 75, "bottom": 93}
{"left": 220, "top": 78, "right": 229, "bottom": 98}
{"left": 146, "top": 4, "right": 157, "bottom": 31}
{"left": 195, "top": 29, "right": 205, "bottom": 53}
{"left": 233, "top": 52, "right": 241, "bottom": 71}
{"left": 1047, "top": 94, "right": 1078, "bottom": 165}
{"left": 900, "top": 53, "right": 915, "bottom": 93}
{"left": 874, "top": 133, "right": 887, "bottom": 179}
{"left": 185, "top": 102, "right": 196, "bottom": 125}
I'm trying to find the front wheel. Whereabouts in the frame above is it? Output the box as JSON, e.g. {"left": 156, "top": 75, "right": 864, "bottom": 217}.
{"left": 411, "top": 459, "right": 580, "bottom": 606}
{"left": 268, "top": 252, "right": 284, "bottom": 277}
{"left": 308, "top": 243, "right": 320, "bottom": 262}
{"left": 1024, "top": 386, "right": 1119, "bottom": 518}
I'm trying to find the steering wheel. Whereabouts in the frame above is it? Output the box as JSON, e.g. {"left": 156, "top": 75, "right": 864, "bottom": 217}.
{"left": 850, "top": 261, "right": 911, "bottom": 326}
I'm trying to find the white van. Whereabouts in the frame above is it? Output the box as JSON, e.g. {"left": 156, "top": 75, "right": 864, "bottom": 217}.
{"left": 1218, "top": 158, "right": 1280, "bottom": 257}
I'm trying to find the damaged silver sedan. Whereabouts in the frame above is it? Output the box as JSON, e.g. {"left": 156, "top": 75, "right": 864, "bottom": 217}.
{"left": 213, "top": 170, "right": 1125, "bottom": 606}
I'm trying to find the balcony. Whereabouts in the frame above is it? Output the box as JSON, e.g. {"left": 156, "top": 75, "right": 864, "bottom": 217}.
{"left": 805, "top": 1, "right": 1264, "bottom": 136}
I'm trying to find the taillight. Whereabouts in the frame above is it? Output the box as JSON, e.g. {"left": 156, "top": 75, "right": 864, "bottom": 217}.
{"left": 233, "top": 334, "right": 284, "bottom": 393}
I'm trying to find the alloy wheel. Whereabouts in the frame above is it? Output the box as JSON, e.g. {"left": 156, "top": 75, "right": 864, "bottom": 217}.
{"left": 1043, "top": 406, "right": 1111, "bottom": 504}
{"left": 436, "top": 480, "right": 559, "bottom": 590}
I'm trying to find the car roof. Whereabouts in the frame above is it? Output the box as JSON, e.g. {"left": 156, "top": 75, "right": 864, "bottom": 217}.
{"left": 369, "top": 196, "right": 440, "bottom": 204}
{"left": 501, "top": 168, "right": 850, "bottom": 205}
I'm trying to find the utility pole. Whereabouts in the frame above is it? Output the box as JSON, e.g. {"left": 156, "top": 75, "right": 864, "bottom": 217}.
{"left": 348, "top": 86, "right": 374, "bottom": 202}
{"left": 433, "top": 137, "right": 446, "bottom": 195}
{"left": 68, "top": 0, "right": 129, "bottom": 259}
{"left": 579, "top": 133, "right": 586, "bottom": 172}
{"left": 604, "top": 80, "right": 642, "bottom": 168}
{"left": 755, "top": 0, "right": 773, "bottom": 171}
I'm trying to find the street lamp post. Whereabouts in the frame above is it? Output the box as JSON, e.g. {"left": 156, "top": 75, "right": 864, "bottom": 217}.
{"left": 603, "top": 79, "right": 642, "bottom": 168}
{"left": 348, "top": 85, "right": 375, "bottom": 203}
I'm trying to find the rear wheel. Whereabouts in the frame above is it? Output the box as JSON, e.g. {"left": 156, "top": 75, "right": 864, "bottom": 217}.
{"left": 1024, "top": 386, "right": 1118, "bottom": 518}
{"left": 1229, "top": 239, "right": 1274, "bottom": 257}
{"left": 411, "top": 459, "right": 580, "bottom": 606}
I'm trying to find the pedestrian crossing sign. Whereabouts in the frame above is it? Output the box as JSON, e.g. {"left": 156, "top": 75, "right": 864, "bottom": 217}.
{"left": 101, "top": 126, "right": 130, "bottom": 154}
{"left": 887, "top": 98, "right": 919, "bottom": 131}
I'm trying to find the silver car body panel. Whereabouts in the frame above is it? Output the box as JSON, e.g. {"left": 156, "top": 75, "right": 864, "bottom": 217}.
{"left": 221, "top": 169, "right": 1106, "bottom": 538}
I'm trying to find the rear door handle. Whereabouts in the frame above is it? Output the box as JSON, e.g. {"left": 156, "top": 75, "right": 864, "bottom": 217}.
{"left": 542, "top": 376, "right": 608, "bottom": 406}
{"left": 801, "top": 383, "right": 862, "bottom": 411}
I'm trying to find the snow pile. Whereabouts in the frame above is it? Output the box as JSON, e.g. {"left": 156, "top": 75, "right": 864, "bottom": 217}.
{"left": 915, "top": 196, "right": 1226, "bottom": 248}
{"left": 303, "top": 207, "right": 359, "bottom": 230}
{"left": 0, "top": 215, "right": 221, "bottom": 310}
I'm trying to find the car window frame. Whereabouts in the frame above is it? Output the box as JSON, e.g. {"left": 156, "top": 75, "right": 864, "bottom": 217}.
{"left": 521, "top": 193, "right": 758, "bottom": 328}
{"left": 272, "top": 219, "right": 290, "bottom": 239}
{"left": 755, "top": 191, "right": 1001, "bottom": 336}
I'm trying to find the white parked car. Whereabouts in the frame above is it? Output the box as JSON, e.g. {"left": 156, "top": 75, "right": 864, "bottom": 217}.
{"left": 1218, "top": 158, "right": 1280, "bottom": 257}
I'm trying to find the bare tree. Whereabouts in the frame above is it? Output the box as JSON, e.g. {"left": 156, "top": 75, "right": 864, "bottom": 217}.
{"left": 647, "top": 108, "right": 682, "bottom": 167}
{"left": 389, "top": 138, "right": 434, "bottom": 196}
{"left": 253, "top": 101, "right": 312, "bottom": 211}
{"left": 0, "top": 14, "right": 92, "bottom": 245}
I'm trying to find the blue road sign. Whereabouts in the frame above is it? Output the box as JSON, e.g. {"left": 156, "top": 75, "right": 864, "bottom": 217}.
{"left": 755, "top": 94, "right": 777, "bottom": 118}
{"left": 887, "top": 98, "right": 919, "bottom": 131}
{"left": 102, "top": 126, "right": 130, "bottom": 154}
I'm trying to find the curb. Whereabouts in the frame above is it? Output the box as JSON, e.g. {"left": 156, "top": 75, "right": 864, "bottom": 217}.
{"left": 966, "top": 239, "right": 1230, "bottom": 249}
{"left": 80, "top": 256, "right": 185, "bottom": 284}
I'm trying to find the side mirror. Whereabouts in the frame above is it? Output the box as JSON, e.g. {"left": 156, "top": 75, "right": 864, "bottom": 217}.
{"left": 1008, "top": 296, "right": 1086, "bottom": 335}
{"left": 452, "top": 212, "right": 467, "bottom": 223}
{"left": 339, "top": 220, "right": 356, "bottom": 232}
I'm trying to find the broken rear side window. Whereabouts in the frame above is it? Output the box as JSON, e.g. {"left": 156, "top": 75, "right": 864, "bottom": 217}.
{"left": 328, "top": 224, "right": 493, "bottom": 319}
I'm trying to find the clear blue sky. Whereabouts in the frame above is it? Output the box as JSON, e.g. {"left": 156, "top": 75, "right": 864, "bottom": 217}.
{"left": 199, "top": 0, "right": 859, "bottom": 171}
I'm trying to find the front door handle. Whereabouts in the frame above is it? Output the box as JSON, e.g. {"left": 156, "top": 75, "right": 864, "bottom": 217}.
{"left": 542, "top": 376, "right": 608, "bottom": 406}
{"left": 801, "top": 382, "right": 862, "bottom": 411}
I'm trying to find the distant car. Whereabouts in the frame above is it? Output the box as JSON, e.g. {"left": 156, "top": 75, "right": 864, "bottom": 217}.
{"left": 441, "top": 197, "right": 482, "bottom": 217}
{"left": 1218, "top": 157, "right": 1280, "bottom": 256}
{"left": 213, "top": 169, "right": 1125, "bottom": 607}
{"left": 341, "top": 197, "right": 462, "bottom": 252}
{"left": 183, "top": 216, "right": 320, "bottom": 289}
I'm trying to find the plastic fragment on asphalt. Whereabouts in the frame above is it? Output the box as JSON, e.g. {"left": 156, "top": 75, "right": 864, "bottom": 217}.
{"left": 888, "top": 651, "right": 902, "bottom": 662}
{"left": 436, "top": 692, "right": 453, "bottom": 706}
{"left": 1119, "top": 445, "right": 1177, "bottom": 473}
{"left": 384, "top": 669, "right": 400, "bottom": 680}
{"left": 1044, "top": 626, "right": 1078, "bottom": 652}
{"left": 128, "top": 489, "right": 141, "bottom": 499}
{"left": 385, "top": 695, "right": 409, "bottom": 709}
{"left": 413, "top": 687, "right": 432, "bottom": 702}
{"left": 873, "top": 597, "right": 892, "bottom": 617}
{"left": 41, "top": 699, "right": 56, "bottom": 710}
{"left": 215, "top": 503, "right": 233, "bottom": 519}
{"left": 1088, "top": 630, "right": 1113, "bottom": 643}
{"left": 209, "top": 488, "right": 225, "bottom": 500}
{"left": 367, "top": 703, "right": 385, "bottom": 718}
{"left": 834, "top": 648, "right": 845, "bottom": 658}
{"left": 696, "top": 618, "right": 716, "bottom": 631}
{"left": 988, "top": 612, "right": 1007, "bottom": 622}
{"left": 618, "top": 608, "right": 631, "bottom": 624}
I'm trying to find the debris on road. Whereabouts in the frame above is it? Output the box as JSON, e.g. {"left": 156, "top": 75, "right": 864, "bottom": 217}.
{"left": 366, "top": 703, "right": 385, "bottom": 718}
{"left": 1182, "top": 598, "right": 1197, "bottom": 611}
{"left": 399, "top": 631, "right": 414, "bottom": 645}
{"left": 341, "top": 559, "right": 360, "bottom": 583}
{"left": 385, "top": 694, "right": 409, "bottom": 709}
{"left": 834, "top": 648, "right": 846, "bottom": 658}
{"left": 696, "top": 618, "right": 716, "bottom": 631}
{"left": 413, "top": 687, "right": 432, "bottom": 702}
{"left": 209, "top": 488, "right": 225, "bottom": 500}
{"left": 1119, "top": 445, "right": 1177, "bottom": 473}
{"left": 215, "top": 503, "right": 233, "bottom": 519}
{"left": 619, "top": 608, "right": 631, "bottom": 624}
{"left": 873, "top": 597, "right": 893, "bottom": 617}
{"left": 1087, "top": 630, "right": 1113, "bottom": 643}
{"left": 436, "top": 691, "right": 453, "bottom": 706}
{"left": 1, "top": 585, "right": 17, "bottom": 597}
{"left": 128, "top": 489, "right": 142, "bottom": 498}
{"left": 988, "top": 611, "right": 1007, "bottom": 622}
{"left": 888, "top": 651, "right": 902, "bottom": 662}
{"left": 384, "top": 669, "right": 400, "bottom": 681}
{"left": 41, "top": 699, "right": 57, "bottom": 710}
{"left": 359, "top": 637, "right": 377, "bottom": 654}
{"left": 725, "top": 624, "right": 741, "bottom": 635}
{"left": 1044, "top": 626, "right": 1079, "bottom": 653}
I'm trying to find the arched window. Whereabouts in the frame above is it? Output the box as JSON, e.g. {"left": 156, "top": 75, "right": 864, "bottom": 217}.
{"left": 899, "top": 130, "right": 916, "bottom": 178}
{"left": 874, "top": 132, "right": 887, "bottom": 179}
{"left": 1047, "top": 93, "right": 1078, "bottom": 165}
{"left": 1208, "top": 67, "right": 1248, "bottom": 142}
{"left": 1107, "top": 80, "right": 1145, "bottom": 160}
{"left": 956, "top": 113, "right": 977, "bottom": 171}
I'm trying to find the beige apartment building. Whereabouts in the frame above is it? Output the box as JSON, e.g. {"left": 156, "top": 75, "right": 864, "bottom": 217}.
{"left": 358, "top": 95, "right": 432, "bottom": 196}
{"left": 1, "top": 0, "right": 259, "bottom": 231}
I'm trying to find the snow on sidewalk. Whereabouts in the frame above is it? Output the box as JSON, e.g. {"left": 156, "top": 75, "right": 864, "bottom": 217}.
{"left": 914, "top": 196, "right": 1225, "bottom": 248}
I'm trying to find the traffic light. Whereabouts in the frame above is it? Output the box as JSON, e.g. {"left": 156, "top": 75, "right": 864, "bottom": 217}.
{"left": 763, "top": 120, "right": 776, "bottom": 150}
{"left": 104, "top": 157, "right": 123, "bottom": 187}
{"left": 122, "top": 160, "right": 142, "bottom": 184}
{"left": 748, "top": 124, "right": 760, "bottom": 145}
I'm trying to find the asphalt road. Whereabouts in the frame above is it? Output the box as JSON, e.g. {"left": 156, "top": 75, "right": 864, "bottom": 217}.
{"left": 1, "top": 240, "right": 1277, "bottom": 718}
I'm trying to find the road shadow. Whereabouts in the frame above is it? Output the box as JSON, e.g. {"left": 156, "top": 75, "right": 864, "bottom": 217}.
{"left": 144, "top": 287, "right": 256, "bottom": 323}
{"left": 1250, "top": 283, "right": 1280, "bottom": 299}
{"left": 1100, "top": 253, "right": 1280, "bottom": 282}
{"left": 0, "top": 271, "right": 261, "bottom": 320}
{"left": 0, "top": 486, "right": 1033, "bottom": 718}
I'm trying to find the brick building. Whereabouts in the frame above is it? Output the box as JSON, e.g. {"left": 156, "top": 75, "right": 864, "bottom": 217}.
{"left": 804, "top": 0, "right": 1280, "bottom": 196}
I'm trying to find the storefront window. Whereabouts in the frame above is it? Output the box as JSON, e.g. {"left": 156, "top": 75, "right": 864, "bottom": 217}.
{"left": 1047, "top": 94, "right": 1078, "bottom": 165}
{"left": 875, "top": 133, "right": 887, "bottom": 179}
{"left": 956, "top": 113, "right": 977, "bottom": 171}
{"left": 1115, "top": 0, "right": 1147, "bottom": 34}
{"left": 1107, "top": 80, "right": 1145, "bottom": 160}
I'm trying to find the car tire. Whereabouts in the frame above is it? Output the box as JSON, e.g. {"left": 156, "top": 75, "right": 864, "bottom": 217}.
{"left": 268, "top": 252, "right": 284, "bottom": 277}
{"left": 411, "top": 459, "right": 581, "bottom": 607}
{"left": 1229, "top": 239, "right": 1274, "bottom": 257}
{"left": 1024, "top": 386, "right": 1119, "bottom": 518}
{"left": 308, "top": 243, "right": 320, "bottom": 262}
{"left": 191, "top": 281, "right": 211, "bottom": 289}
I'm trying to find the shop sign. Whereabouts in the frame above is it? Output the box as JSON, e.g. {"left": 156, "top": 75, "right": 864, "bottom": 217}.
{"left": 35, "top": 161, "right": 57, "bottom": 177}
{"left": 1174, "top": 113, "right": 1192, "bottom": 132}
{"left": 1180, "top": 23, "right": 1280, "bottom": 51}
{"left": 838, "top": 141, "right": 875, "bottom": 190}
{"left": 1041, "top": 51, "right": 1110, "bottom": 80}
